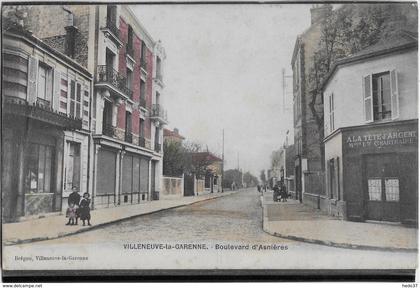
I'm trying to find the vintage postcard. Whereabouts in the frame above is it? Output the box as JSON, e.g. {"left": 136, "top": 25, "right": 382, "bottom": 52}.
{"left": 1, "top": 1, "right": 418, "bottom": 280}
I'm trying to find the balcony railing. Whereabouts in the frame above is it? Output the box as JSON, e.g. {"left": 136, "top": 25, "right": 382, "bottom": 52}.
{"left": 103, "top": 123, "right": 114, "bottom": 137}
{"left": 139, "top": 136, "right": 145, "bottom": 148}
{"left": 106, "top": 18, "right": 120, "bottom": 41}
{"left": 96, "top": 65, "right": 133, "bottom": 99}
{"left": 154, "top": 142, "right": 161, "bottom": 153}
{"left": 125, "top": 131, "right": 133, "bottom": 143}
{"left": 151, "top": 104, "right": 167, "bottom": 121}
{"left": 139, "top": 97, "right": 146, "bottom": 109}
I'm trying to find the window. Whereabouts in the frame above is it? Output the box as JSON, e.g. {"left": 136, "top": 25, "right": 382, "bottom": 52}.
{"left": 385, "top": 178, "right": 400, "bottom": 202}
{"left": 37, "top": 63, "right": 53, "bottom": 105}
{"left": 329, "top": 93, "right": 335, "bottom": 132}
{"left": 155, "top": 91, "right": 160, "bottom": 105}
{"left": 127, "top": 25, "right": 134, "bottom": 56}
{"left": 141, "top": 41, "right": 147, "bottom": 69}
{"left": 107, "top": 5, "right": 117, "bottom": 25}
{"left": 156, "top": 56, "right": 162, "bottom": 80}
{"left": 64, "top": 142, "right": 81, "bottom": 191}
{"left": 368, "top": 178, "right": 382, "bottom": 201}
{"left": 363, "top": 70, "right": 399, "bottom": 122}
{"left": 69, "top": 80, "right": 82, "bottom": 118}
{"left": 139, "top": 118, "right": 145, "bottom": 137}
{"left": 126, "top": 68, "right": 133, "bottom": 91}
{"left": 126, "top": 111, "right": 132, "bottom": 134}
{"left": 26, "top": 143, "right": 54, "bottom": 194}
{"left": 140, "top": 79, "right": 146, "bottom": 102}
{"left": 329, "top": 159, "right": 335, "bottom": 199}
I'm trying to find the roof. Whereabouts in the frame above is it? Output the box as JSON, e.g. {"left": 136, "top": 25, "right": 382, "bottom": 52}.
{"left": 191, "top": 152, "right": 222, "bottom": 163}
{"left": 322, "top": 30, "right": 418, "bottom": 90}
{"left": 163, "top": 128, "right": 185, "bottom": 140}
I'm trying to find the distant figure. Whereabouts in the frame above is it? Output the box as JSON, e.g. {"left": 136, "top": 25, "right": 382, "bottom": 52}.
{"left": 280, "top": 180, "right": 288, "bottom": 202}
{"left": 264, "top": 184, "right": 267, "bottom": 192}
{"left": 273, "top": 183, "right": 280, "bottom": 202}
{"left": 257, "top": 184, "right": 261, "bottom": 193}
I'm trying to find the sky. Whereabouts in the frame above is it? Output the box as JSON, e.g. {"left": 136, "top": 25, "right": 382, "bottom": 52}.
{"left": 133, "top": 4, "right": 312, "bottom": 176}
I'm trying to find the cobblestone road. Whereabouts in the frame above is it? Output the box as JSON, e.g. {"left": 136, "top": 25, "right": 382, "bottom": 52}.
{"left": 47, "top": 187, "right": 284, "bottom": 244}
{"left": 4, "top": 188, "right": 416, "bottom": 270}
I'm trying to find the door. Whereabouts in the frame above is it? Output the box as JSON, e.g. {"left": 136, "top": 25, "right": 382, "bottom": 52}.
{"left": 365, "top": 154, "right": 400, "bottom": 222}
{"left": 184, "top": 174, "right": 194, "bottom": 196}
{"left": 295, "top": 165, "right": 302, "bottom": 202}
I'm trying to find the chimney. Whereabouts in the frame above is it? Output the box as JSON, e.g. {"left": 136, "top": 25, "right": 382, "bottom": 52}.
{"left": 310, "top": 4, "right": 332, "bottom": 25}
{"left": 63, "top": 7, "right": 78, "bottom": 58}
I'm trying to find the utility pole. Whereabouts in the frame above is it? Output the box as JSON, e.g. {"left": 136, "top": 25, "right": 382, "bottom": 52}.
{"left": 221, "top": 129, "right": 224, "bottom": 193}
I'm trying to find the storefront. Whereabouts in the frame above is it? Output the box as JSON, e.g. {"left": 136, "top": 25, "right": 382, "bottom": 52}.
{"left": 324, "top": 119, "right": 418, "bottom": 225}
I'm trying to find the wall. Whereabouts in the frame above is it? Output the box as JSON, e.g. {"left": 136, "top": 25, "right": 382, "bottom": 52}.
{"left": 161, "top": 176, "right": 183, "bottom": 199}
{"left": 324, "top": 49, "right": 418, "bottom": 137}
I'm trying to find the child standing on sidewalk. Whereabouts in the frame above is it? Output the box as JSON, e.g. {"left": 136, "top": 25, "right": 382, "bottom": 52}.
{"left": 79, "top": 192, "right": 92, "bottom": 226}
{"left": 65, "top": 202, "right": 77, "bottom": 225}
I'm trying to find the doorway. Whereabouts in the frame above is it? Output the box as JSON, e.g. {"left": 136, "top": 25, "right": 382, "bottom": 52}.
{"left": 364, "top": 154, "right": 400, "bottom": 222}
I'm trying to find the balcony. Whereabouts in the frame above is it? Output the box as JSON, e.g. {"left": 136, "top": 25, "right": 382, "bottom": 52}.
{"left": 125, "top": 131, "right": 133, "bottom": 143}
{"left": 3, "top": 96, "right": 82, "bottom": 130}
{"left": 102, "top": 123, "right": 115, "bottom": 137}
{"left": 150, "top": 104, "right": 168, "bottom": 124}
{"left": 101, "top": 19, "right": 123, "bottom": 48}
{"left": 139, "top": 136, "right": 145, "bottom": 148}
{"left": 154, "top": 142, "right": 161, "bottom": 153}
{"left": 96, "top": 65, "right": 133, "bottom": 101}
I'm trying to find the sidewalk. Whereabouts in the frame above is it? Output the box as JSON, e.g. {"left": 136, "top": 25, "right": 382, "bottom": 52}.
{"left": 3, "top": 190, "right": 237, "bottom": 246}
{"left": 262, "top": 191, "right": 418, "bottom": 251}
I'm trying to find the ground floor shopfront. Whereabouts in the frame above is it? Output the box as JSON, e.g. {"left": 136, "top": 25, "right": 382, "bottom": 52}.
{"left": 2, "top": 102, "right": 81, "bottom": 223}
{"left": 323, "top": 119, "right": 418, "bottom": 225}
{"left": 92, "top": 136, "right": 162, "bottom": 209}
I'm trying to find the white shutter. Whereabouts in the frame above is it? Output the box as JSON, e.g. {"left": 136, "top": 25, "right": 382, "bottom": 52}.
{"left": 363, "top": 75, "right": 373, "bottom": 123}
{"left": 53, "top": 69, "right": 61, "bottom": 111}
{"left": 390, "top": 69, "right": 399, "bottom": 120}
{"left": 27, "top": 56, "right": 38, "bottom": 104}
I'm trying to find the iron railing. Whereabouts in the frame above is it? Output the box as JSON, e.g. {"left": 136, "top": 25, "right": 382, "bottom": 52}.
{"left": 96, "top": 65, "right": 133, "bottom": 99}
{"left": 103, "top": 123, "right": 114, "bottom": 137}
{"left": 151, "top": 104, "right": 167, "bottom": 121}
{"left": 154, "top": 142, "right": 161, "bottom": 153}
{"left": 105, "top": 18, "right": 120, "bottom": 40}
{"left": 125, "top": 131, "right": 133, "bottom": 143}
{"left": 139, "top": 136, "right": 146, "bottom": 148}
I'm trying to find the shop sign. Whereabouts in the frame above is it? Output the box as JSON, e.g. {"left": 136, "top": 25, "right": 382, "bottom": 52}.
{"left": 346, "top": 129, "right": 417, "bottom": 149}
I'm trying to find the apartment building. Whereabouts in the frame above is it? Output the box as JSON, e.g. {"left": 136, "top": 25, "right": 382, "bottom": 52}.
{"left": 24, "top": 4, "right": 167, "bottom": 208}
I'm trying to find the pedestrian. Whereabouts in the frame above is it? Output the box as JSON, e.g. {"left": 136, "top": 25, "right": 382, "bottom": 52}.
{"left": 273, "top": 183, "right": 280, "bottom": 202}
{"left": 280, "top": 180, "right": 288, "bottom": 202}
{"left": 65, "top": 202, "right": 77, "bottom": 225}
{"left": 79, "top": 192, "right": 92, "bottom": 226}
{"left": 66, "top": 186, "right": 81, "bottom": 225}
{"left": 257, "top": 184, "right": 261, "bottom": 193}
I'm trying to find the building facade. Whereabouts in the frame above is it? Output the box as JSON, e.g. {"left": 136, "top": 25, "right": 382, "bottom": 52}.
{"left": 291, "top": 4, "right": 331, "bottom": 205}
{"left": 2, "top": 24, "right": 92, "bottom": 222}
{"left": 322, "top": 32, "right": 418, "bottom": 224}
{"left": 24, "top": 4, "right": 167, "bottom": 207}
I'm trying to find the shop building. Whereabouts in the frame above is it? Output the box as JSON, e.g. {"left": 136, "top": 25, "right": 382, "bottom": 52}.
{"left": 2, "top": 26, "right": 92, "bottom": 222}
{"left": 322, "top": 32, "right": 418, "bottom": 224}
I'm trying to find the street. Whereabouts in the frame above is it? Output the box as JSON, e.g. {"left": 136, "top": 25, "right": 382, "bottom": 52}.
{"left": 3, "top": 188, "right": 417, "bottom": 270}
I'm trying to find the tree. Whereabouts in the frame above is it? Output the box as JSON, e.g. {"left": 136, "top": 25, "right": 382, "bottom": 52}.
{"left": 243, "top": 172, "right": 258, "bottom": 187}
{"left": 162, "top": 141, "right": 185, "bottom": 177}
{"left": 182, "top": 141, "right": 212, "bottom": 179}
{"left": 223, "top": 169, "right": 242, "bottom": 188}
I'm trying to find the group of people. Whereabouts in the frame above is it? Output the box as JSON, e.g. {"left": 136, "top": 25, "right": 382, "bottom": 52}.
{"left": 257, "top": 184, "right": 267, "bottom": 193}
{"left": 66, "top": 188, "right": 92, "bottom": 226}
{"left": 273, "top": 180, "right": 288, "bottom": 202}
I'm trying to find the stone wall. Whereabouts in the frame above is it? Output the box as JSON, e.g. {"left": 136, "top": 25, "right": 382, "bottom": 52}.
{"left": 161, "top": 176, "right": 183, "bottom": 199}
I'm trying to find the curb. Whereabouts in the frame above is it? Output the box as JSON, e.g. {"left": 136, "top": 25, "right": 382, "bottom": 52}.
{"left": 263, "top": 227, "right": 418, "bottom": 253}
{"left": 4, "top": 191, "right": 238, "bottom": 246}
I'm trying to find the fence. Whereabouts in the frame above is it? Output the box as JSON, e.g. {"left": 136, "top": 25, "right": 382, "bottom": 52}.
{"left": 161, "top": 176, "right": 184, "bottom": 199}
